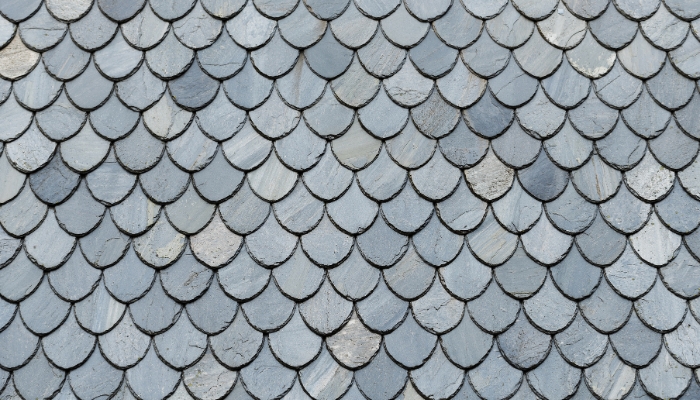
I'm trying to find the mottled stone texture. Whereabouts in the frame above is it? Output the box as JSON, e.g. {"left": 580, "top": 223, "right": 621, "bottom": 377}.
{"left": 0, "top": 0, "right": 700, "bottom": 399}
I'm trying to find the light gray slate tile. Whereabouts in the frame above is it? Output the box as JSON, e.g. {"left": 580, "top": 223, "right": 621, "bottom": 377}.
{"left": 468, "top": 280, "right": 520, "bottom": 334}
{"left": 326, "top": 311, "right": 381, "bottom": 369}
{"left": 328, "top": 247, "right": 380, "bottom": 301}
{"left": 13, "top": 348, "right": 65, "bottom": 400}
{"left": 126, "top": 345, "right": 181, "bottom": 400}
{"left": 129, "top": 276, "right": 182, "bottom": 334}
{"left": 299, "top": 347, "right": 353, "bottom": 400}
{"left": 494, "top": 244, "right": 547, "bottom": 299}
{"left": 103, "top": 247, "right": 155, "bottom": 303}
{"left": 210, "top": 310, "right": 263, "bottom": 369}
{"left": 278, "top": 5, "right": 326, "bottom": 49}
{"left": 461, "top": 31, "right": 511, "bottom": 79}
{"left": 610, "top": 310, "right": 662, "bottom": 367}
{"left": 583, "top": 346, "right": 636, "bottom": 400}
{"left": 42, "top": 309, "right": 95, "bottom": 369}
{"left": 269, "top": 308, "right": 321, "bottom": 368}
{"left": 240, "top": 339, "right": 297, "bottom": 400}
{"left": 383, "top": 243, "right": 434, "bottom": 302}
{"left": 381, "top": 3, "right": 429, "bottom": 49}
{"left": 410, "top": 347, "right": 464, "bottom": 400}
{"left": 513, "top": 29, "right": 563, "bottom": 79}
{"left": 468, "top": 346, "right": 522, "bottom": 400}
{"left": 440, "top": 310, "right": 493, "bottom": 369}
{"left": 497, "top": 312, "right": 551, "bottom": 369}
{"left": 555, "top": 313, "right": 608, "bottom": 367}
{"left": 605, "top": 245, "right": 657, "bottom": 299}
{"left": 354, "top": 347, "right": 407, "bottom": 400}
{"left": 551, "top": 246, "right": 602, "bottom": 300}
{"left": 356, "top": 278, "right": 408, "bottom": 333}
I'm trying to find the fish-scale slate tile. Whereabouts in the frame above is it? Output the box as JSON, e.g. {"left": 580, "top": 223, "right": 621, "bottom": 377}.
{"left": 0, "top": 2, "right": 698, "bottom": 399}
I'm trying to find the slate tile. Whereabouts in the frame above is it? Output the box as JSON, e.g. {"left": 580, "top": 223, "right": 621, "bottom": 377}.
{"left": 277, "top": 61, "right": 324, "bottom": 113}
{"left": 19, "top": 277, "right": 70, "bottom": 334}
{"left": 541, "top": 56, "right": 591, "bottom": 109}
{"left": 327, "top": 247, "right": 380, "bottom": 301}
{"left": 467, "top": 280, "right": 520, "bottom": 334}
{"left": 327, "top": 179, "right": 378, "bottom": 235}
{"left": 608, "top": 310, "right": 661, "bottom": 368}
{"left": 583, "top": 346, "right": 636, "bottom": 399}
{"left": 576, "top": 213, "right": 627, "bottom": 266}
{"left": 126, "top": 345, "right": 181, "bottom": 400}
{"left": 383, "top": 243, "right": 434, "bottom": 301}
{"left": 301, "top": 213, "right": 353, "bottom": 267}
{"left": 523, "top": 276, "right": 577, "bottom": 332}
{"left": 116, "top": 63, "right": 167, "bottom": 110}
{"left": 240, "top": 339, "right": 297, "bottom": 400}
{"left": 494, "top": 244, "right": 547, "bottom": 299}
{"left": 183, "top": 348, "right": 237, "bottom": 400}
{"left": 660, "top": 245, "right": 700, "bottom": 299}
{"left": 665, "top": 312, "right": 700, "bottom": 367}
{"left": 486, "top": 2, "right": 534, "bottom": 49}
{"left": 121, "top": 5, "right": 168, "bottom": 51}
{"left": 200, "top": 0, "right": 245, "bottom": 18}
{"left": 579, "top": 277, "right": 632, "bottom": 333}
{"left": 381, "top": 3, "right": 428, "bottom": 49}
{"left": 527, "top": 349, "right": 581, "bottom": 400}
{"left": 69, "top": 351, "right": 123, "bottom": 400}
{"left": 639, "top": 346, "right": 692, "bottom": 399}
{"left": 468, "top": 347, "right": 523, "bottom": 400}
{"left": 0, "top": 33, "right": 40, "bottom": 80}
{"left": 669, "top": 33, "right": 700, "bottom": 79}
{"left": 94, "top": 32, "right": 143, "bottom": 80}
{"left": 0, "top": 251, "right": 43, "bottom": 302}
{"left": 28, "top": 154, "right": 79, "bottom": 205}
{"left": 304, "top": 92, "right": 354, "bottom": 141}
{"left": 555, "top": 313, "right": 608, "bottom": 368}
{"left": 48, "top": 249, "right": 99, "bottom": 301}
{"left": 356, "top": 277, "right": 408, "bottom": 333}
{"left": 304, "top": 29, "right": 354, "bottom": 80}
{"left": 42, "top": 309, "right": 95, "bottom": 369}
{"left": 12, "top": 348, "right": 64, "bottom": 399}
{"left": 410, "top": 347, "right": 464, "bottom": 400}
{"left": 514, "top": 29, "right": 564, "bottom": 79}
{"left": 103, "top": 246, "right": 155, "bottom": 303}
{"left": 462, "top": 0, "right": 508, "bottom": 19}
{"left": 605, "top": 245, "right": 657, "bottom": 299}
{"left": 354, "top": 347, "right": 408, "bottom": 400}
{"left": 278, "top": 6, "right": 326, "bottom": 50}
{"left": 326, "top": 312, "right": 380, "bottom": 369}
{"left": 439, "top": 244, "right": 492, "bottom": 302}
{"left": 328, "top": 2, "right": 375, "bottom": 50}
{"left": 440, "top": 310, "right": 492, "bottom": 369}
{"left": 90, "top": 95, "right": 140, "bottom": 141}
{"left": 433, "top": 1, "right": 482, "bottom": 49}
{"left": 513, "top": 0, "right": 558, "bottom": 20}
{"left": 60, "top": 124, "right": 108, "bottom": 173}
{"left": 25, "top": 209, "right": 75, "bottom": 269}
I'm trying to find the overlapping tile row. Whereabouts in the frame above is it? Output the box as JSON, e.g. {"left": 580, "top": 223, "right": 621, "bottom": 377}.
{"left": 0, "top": 0, "right": 700, "bottom": 399}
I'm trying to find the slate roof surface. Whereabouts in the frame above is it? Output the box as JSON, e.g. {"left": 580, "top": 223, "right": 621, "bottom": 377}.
{"left": 0, "top": 0, "right": 700, "bottom": 399}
